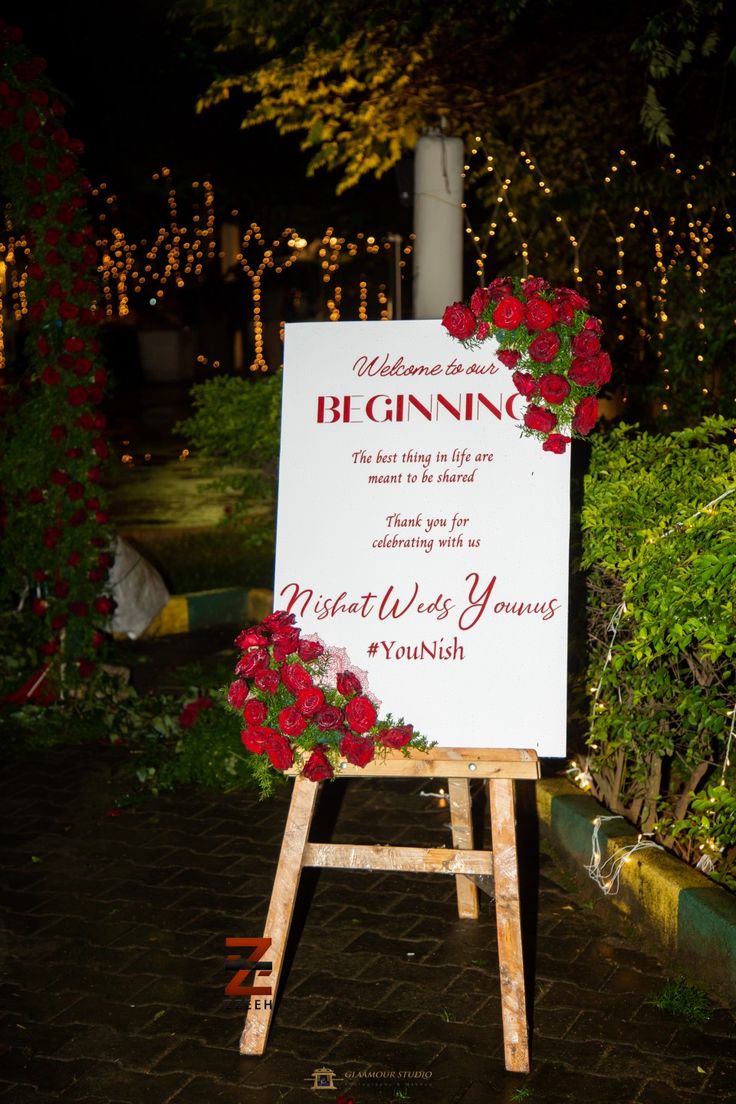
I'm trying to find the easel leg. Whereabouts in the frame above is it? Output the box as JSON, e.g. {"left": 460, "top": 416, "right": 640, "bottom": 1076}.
{"left": 488, "top": 778, "right": 529, "bottom": 1073}
{"left": 448, "top": 777, "right": 479, "bottom": 919}
{"left": 240, "top": 775, "right": 320, "bottom": 1055}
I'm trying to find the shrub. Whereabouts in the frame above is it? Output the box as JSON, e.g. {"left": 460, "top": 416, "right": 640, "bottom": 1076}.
{"left": 579, "top": 417, "right": 736, "bottom": 888}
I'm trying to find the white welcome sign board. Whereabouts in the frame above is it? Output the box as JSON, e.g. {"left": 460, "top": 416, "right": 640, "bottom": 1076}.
{"left": 274, "top": 320, "right": 570, "bottom": 756}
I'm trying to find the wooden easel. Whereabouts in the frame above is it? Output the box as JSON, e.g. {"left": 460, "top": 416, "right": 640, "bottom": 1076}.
{"left": 239, "top": 746, "right": 539, "bottom": 1073}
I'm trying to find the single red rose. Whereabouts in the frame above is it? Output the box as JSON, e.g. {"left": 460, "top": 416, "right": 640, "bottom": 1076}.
{"left": 584, "top": 316, "right": 603, "bottom": 335}
{"left": 66, "top": 386, "right": 87, "bottom": 406}
{"left": 244, "top": 698, "right": 269, "bottom": 726}
{"left": 572, "top": 395, "right": 599, "bottom": 436}
{"left": 59, "top": 302, "right": 79, "bottom": 321}
{"left": 279, "top": 706, "right": 307, "bottom": 738}
{"left": 97, "top": 552, "right": 113, "bottom": 568}
{"left": 593, "top": 351, "right": 612, "bottom": 386}
{"left": 66, "top": 447, "right": 83, "bottom": 459}
{"left": 45, "top": 250, "right": 63, "bottom": 268}
{"left": 302, "top": 746, "right": 333, "bottom": 781}
{"left": 94, "top": 413, "right": 106, "bottom": 429}
{"left": 552, "top": 300, "right": 575, "bottom": 326}
{"left": 538, "top": 373, "right": 571, "bottom": 405}
{"left": 33, "top": 569, "right": 48, "bottom": 583}
{"left": 512, "top": 370, "right": 537, "bottom": 398}
{"left": 76, "top": 412, "right": 95, "bottom": 429}
{"left": 45, "top": 228, "right": 62, "bottom": 247}
{"left": 339, "top": 732, "right": 375, "bottom": 767}
{"left": 64, "top": 336, "right": 85, "bottom": 354}
{"left": 281, "top": 662, "right": 312, "bottom": 694}
{"left": 41, "top": 639, "right": 60, "bottom": 656}
{"left": 53, "top": 578, "right": 69, "bottom": 599}
{"left": 315, "top": 705, "right": 344, "bottom": 732}
{"left": 441, "top": 302, "right": 476, "bottom": 340}
{"left": 525, "top": 297, "right": 555, "bottom": 331}
{"left": 337, "top": 670, "right": 362, "bottom": 698}
{"left": 298, "top": 638, "right": 324, "bottom": 661}
{"left": 296, "top": 686, "right": 325, "bottom": 716}
{"left": 30, "top": 88, "right": 49, "bottom": 106}
{"left": 345, "top": 695, "right": 377, "bottom": 734}
{"left": 571, "top": 331, "right": 601, "bottom": 357}
{"left": 542, "top": 433, "right": 571, "bottom": 454}
{"left": 48, "top": 281, "right": 64, "bottom": 300}
{"left": 568, "top": 356, "right": 598, "bottom": 387}
{"left": 50, "top": 424, "right": 66, "bottom": 442}
{"left": 497, "top": 349, "right": 521, "bottom": 370}
{"left": 41, "top": 366, "right": 61, "bottom": 386}
{"left": 51, "top": 614, "right": 68, "bottom": 632}
{"left": 86, "top": 466, "right": 101, "bottom": 483}
{"left": 56, "top": 203, "right": 74, "bottom": 225}
{"left": 528, "top": 332, "right": 561, "bottom": 364}
{"left": 487, "top": 277, "right": 513, "bottom": 300}
{"left": 272, "top": 626, "right": 301, "bottom": 659}
{"left": 69, "top": 601, "right": 89, "bottom": 618}
{"left": 241, "top": 726, "right": 268, "bottom": 754}
{"left": 378, "top": 724, "right": 414, "bottom": 749}
{"left": 179, "top": 696, "right": 214, "bottom": 728}
{"left": 234, "top": 627, "right": 268, "bottom": 651}
{"left": 235, "top": 648, "right": 270, "bottom": 677}
{"left": 521, "top": 276, "right": 550, "bottom": 296}
{"left": 94, "top": 595, "right": 114, "bottom": 616}
{"left": 67, "top": 550, "right": 82, "bottom": 567}
{"left": 31, "top": 597, "right": 48, "bottom": 617}
{"left": 476, "top": 321, "right": 489, "bottom": 340}
{"left": 254, "top": 668, "right": 280, "bottom": 694}
{"left": 26, "top": 486, "right": 44, "bottom": 504}
{"left": 492, "top": 296, "right": 524, "bottom": 330}
{"left": 42, "top": 526, "right": 63, "bottom": 549}
{"left": 554, "top": 287, "right": 589, "bottom": 310}
{"left": 523, "top": 405, "right": 558, "bottom": 434}
{"left": 470, "top": 286, "right": 491, "bottom": 316}
{"left": 68, "top": 508, "right": 86, "bottom": 527}
{"left": 227, "top": 680, "right": 250, "bottom": 709}
{"left": 58, "top": 154, "right": 76, "bottom": 178}
{"left": 264, "top": 731, "right": 294, "bottom": 771}
{"left": 67, "top": 231, "right": 84, "bottom": 248}
{"left": 261, "top": 610, "right": 296, "bottom": 632}
{"left": 91, "top": 631, "right": 104, "bottom": 648}
{"left": 92, "top": 439, "right": 108, "bottom": 459}
{"left": 78, "top": 658, "right": 96, "bottom": 679}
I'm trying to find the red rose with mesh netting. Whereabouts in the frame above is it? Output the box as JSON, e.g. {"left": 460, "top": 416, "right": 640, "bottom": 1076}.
{"left": 337, "top": 671, "right": 362, "bottom": 698}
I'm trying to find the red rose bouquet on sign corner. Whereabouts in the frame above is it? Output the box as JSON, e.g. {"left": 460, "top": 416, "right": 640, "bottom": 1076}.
{"left": 442, "top": 275, "right": 611, "bottom": 454}
{"left": 226, "top": 611, "right": 432, "bottom": 783}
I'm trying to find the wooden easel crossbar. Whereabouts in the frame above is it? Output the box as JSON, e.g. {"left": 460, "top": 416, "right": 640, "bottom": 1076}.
{"left": 240, "top": 746, "right": 539, "bottom": 1073}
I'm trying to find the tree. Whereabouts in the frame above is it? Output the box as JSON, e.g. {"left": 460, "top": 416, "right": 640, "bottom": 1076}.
{"left": 187, "top": 0, "right": 734, "bottom": 193}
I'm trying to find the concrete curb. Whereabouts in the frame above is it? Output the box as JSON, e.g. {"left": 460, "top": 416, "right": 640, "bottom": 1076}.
{"left": 537, "top": 777, "right": 736, "bottom": 1003}
{"left": 138, "top": 586, "right": 274, "bottom": 637}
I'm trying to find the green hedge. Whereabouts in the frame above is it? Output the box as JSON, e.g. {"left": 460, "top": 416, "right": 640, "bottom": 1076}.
{"left": 580, "top": 417, "right": 736, "bottom": 889}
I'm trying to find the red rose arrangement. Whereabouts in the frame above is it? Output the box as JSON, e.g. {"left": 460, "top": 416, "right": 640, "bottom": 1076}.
{"left": 0, "top": 22, "right": 113, "bottom": 683}
{"left": 442, "top": 276, "right": 611, "bottom": 454}
{"left": 226, "top": 611, "right": 429, "bottom": 781}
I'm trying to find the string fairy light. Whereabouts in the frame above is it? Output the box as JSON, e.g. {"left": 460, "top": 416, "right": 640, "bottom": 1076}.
{"left": 586, "top": 815, "right": 663, "bottom": 895}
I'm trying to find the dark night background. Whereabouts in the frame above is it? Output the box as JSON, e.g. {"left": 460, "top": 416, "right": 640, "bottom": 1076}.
{"left": 4, "top": 0, "right": 408, "bottom": 237}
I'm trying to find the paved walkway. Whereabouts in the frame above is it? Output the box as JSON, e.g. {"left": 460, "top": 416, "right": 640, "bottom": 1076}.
{"left": 1, "top": 735, "right": 735, "bottom": 1103}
